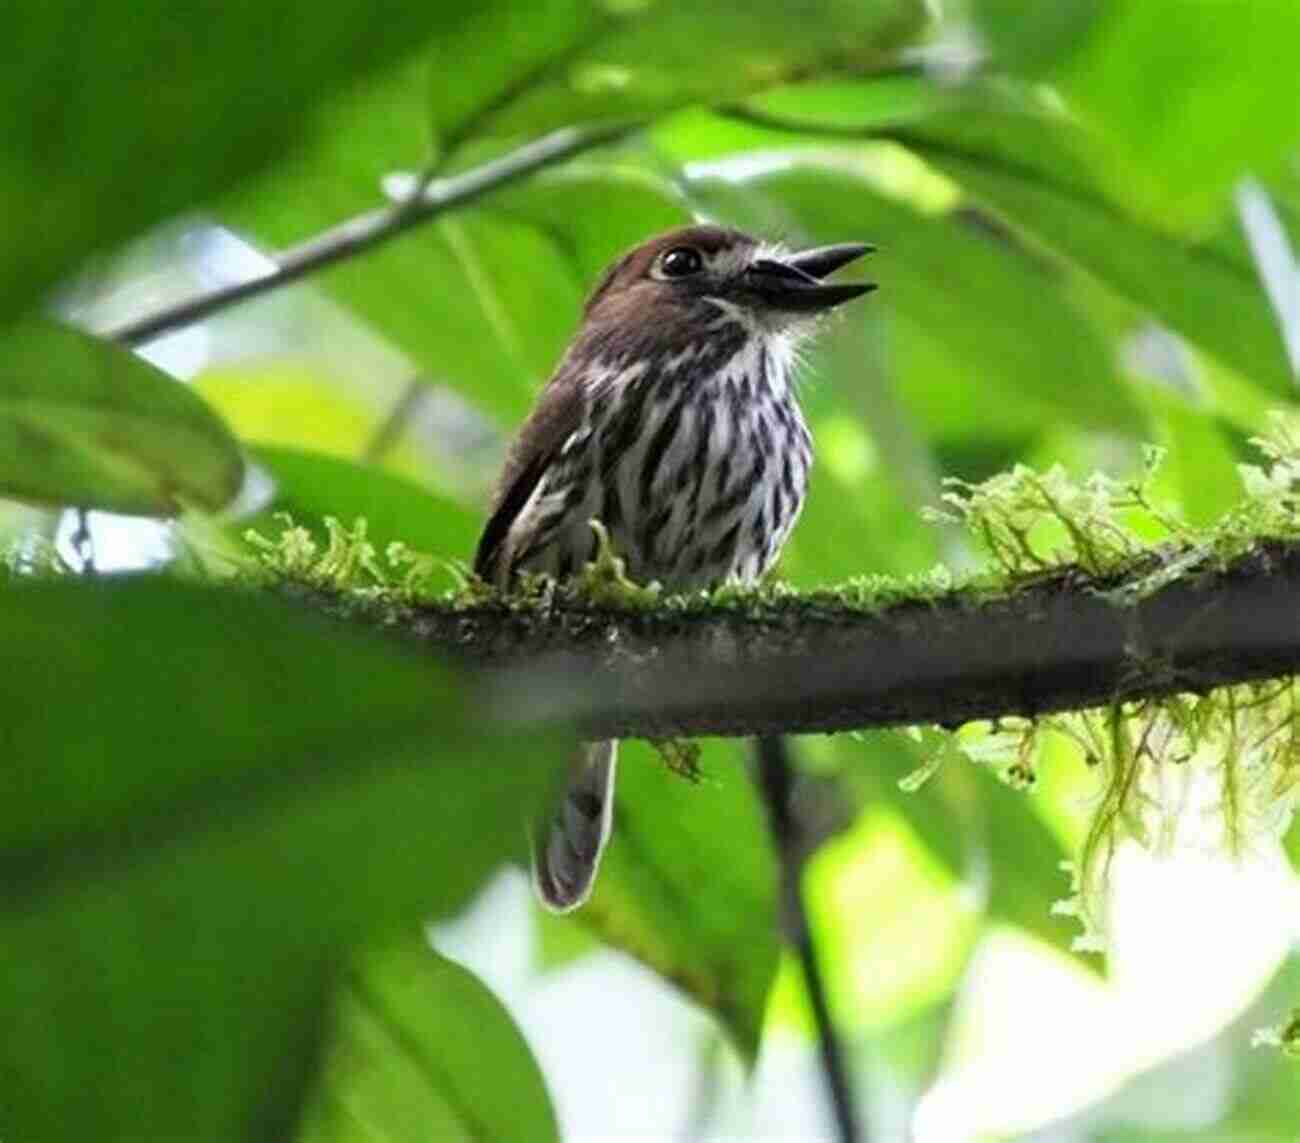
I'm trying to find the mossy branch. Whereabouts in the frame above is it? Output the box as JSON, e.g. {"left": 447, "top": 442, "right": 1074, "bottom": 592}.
{"left": 389, "top": 539, "right": 1300, "bottom": 739}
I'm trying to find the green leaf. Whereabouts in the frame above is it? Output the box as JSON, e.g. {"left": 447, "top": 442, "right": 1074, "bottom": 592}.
{"left": 580, "top": 739, "right": 779, "bottom": 1061}
{"left": 803, "top": 806, "right": 979, "bottom": 1030}
{"left": 1140, "top": 386, "right": 1243, "bottom": 529}
{"left": 0, "top": 319, "right": 243, "bottom": 515}
{"left": 693, "top": 163, "right": 1145, "bottom": 436}
{"left": 0, "top": 576, "right": 562, "bottom": 1143}
{"left": 1, "top": 3, "right": 478, "bottom": 313}
{"left": 248, "top": 445, "right": 479, "bottom": 561}
{"left": 298, "top": 937, "right": 557, "bottom": 1143}
{"left": 435, "top": 0, "right": 928, "bottom": 147}
{"left": 487, "top": 164, "right": 691, "bottom": 282}
{"left": 897, "top": 98, "right": 1296, "bottom": 396}
{"left": 970, "top": 0, "right": 1100, "bottom": 74}
{"left": 1052, "top": 3, "right": 1300, "bottom": 226}
{"left": 973, "top": 2, "right": 1300, "bottom": 225}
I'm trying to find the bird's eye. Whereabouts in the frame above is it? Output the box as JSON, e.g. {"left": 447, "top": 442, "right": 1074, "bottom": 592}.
{"left": 660, "top": 246, "right": 703, "bottom": 278}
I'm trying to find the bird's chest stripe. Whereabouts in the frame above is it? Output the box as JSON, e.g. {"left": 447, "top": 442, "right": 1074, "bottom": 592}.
{"left": 510, "top": 339, "right": 812, "bottom": 589}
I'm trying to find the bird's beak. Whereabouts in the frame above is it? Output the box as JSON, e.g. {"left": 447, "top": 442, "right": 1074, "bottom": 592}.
{"left": 742, "top": 242, "right": 876, "bottom": 312}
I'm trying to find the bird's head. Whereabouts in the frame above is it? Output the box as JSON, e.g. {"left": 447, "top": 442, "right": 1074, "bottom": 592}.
{"left": 581, "top": 224, "right": 875, "bottom": 340}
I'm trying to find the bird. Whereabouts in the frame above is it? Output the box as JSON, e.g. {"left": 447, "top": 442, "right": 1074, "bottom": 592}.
{"left": 474, "top": 224, "right": 874, "bottom": 911}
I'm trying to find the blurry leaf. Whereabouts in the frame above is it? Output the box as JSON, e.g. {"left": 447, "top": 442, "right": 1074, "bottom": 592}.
{"left": 745, "top": 73, "right": 960, "bottom": 134}
{"left": 900, "top": 100, "right": 1296, "bottom": 396}
{"left": 427, "top": 0, "right": 594, "bottom": 153}
{"left": 298, "top": 937, "right": 557, "bottom": 1143}
{"left": 0, "top": 577, "right": 561, "bottom": 1143}
{"left": 0, "top": 319, "right": 243, "bottom": 515}
{"left": 248, "top": 445, "right": 479, "bottom": 561}
{"left": 784, "top": 393, "right": 940, "bottom": 585}
{"left": 487, "top": 164, "right": 691, "bottom": 280}
{"left": 195, "top": 364, "right": 388, "bottom": 458}
{"left": 581, "top": 739, "right": 779, "bottom": 1062}
{"left": 444, "top": 0, "right": 927, "bottom": 147}
{"left": 972, "top": 2, "right": 1300, "bottom": 225}
{"left": 694, "top": 163, "right": 1144, "bottom": 435}
{"left": 1, "top": 2, "right": 478, "bottom": 313}
{"left": 804, "top": 807, "right": 979, "bottom": 1030}
{"left": 971, "top": 0, "right": 1100, "bottom": 74}
{"left": 1051, "top": 3, "right": 1300, "bottom": 226}
{"left": 1140, "top": 386, "right": 1243, "bottom": 529}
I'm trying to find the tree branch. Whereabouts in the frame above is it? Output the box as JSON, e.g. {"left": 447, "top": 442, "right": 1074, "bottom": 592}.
{"left": 381, "top": 540, "right": 1300, "bottom": 738}
{"left": 106, "top": 122, "right": 639, "bottom": 347}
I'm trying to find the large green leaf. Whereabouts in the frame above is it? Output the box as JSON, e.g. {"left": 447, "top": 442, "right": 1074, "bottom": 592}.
{"left": 247, "top": 445, "right": 479, "bottom": 561}
{"left": 1, "top": 3, "right": 481, "bottom": 314}
{"left": 298, "top": 937, "right": 557, "bottom": 1143}
{"left": 693, "top": 163, "right": 1145, "bottom": 436}
{"left": 571, "top": 738, "right": 780, "bottom": 1061}
{"left": 0, "top": 319, "right": 243, "bottom": 515}
{"left": 0, "top": 576, "right": 562, "bottom": 1143}
{"left": 430, "top": 0, "right": 927, "bottom": 150}
{"left": 994, "top": 1, "right": 1300, "bottom": 226}
{"left": 895, "top": 98, "right": 1296, "bottom": 397}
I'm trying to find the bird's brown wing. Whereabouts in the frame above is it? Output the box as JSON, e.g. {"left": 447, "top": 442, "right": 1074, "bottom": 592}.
{"left": 474, "top": 370, "right": 586, "bottom": 584}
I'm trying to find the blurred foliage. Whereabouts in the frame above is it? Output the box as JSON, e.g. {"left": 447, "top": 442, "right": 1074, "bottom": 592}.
{"left": 298, "top": 937, "right": 557, "bottom": 1142}
{"left": 0, "top": 319, "right": 243, "bottom": 515}
{"left": 3, "top": 0, "right": 1300, "bottom": 1138}
{"left": 2, "top": 2, "right": 480, "bottom": 313}
{"left": 0, "top": 578, "right": 563, "bottom": 1141}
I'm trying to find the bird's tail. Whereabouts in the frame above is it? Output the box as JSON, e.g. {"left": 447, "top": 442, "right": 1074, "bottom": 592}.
{"left": 532, "top": 739, "right": 618, "bottom": 912}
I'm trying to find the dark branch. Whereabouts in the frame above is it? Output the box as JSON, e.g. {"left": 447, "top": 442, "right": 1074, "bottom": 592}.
{"left": 385, "top": 540, "right": 1300, "bottom": 738}
{"left": 105, "top": 123, "right": 639, "bottom": 347}
{"left": 756, "top": 735, "right": 862, "bottom": 1143}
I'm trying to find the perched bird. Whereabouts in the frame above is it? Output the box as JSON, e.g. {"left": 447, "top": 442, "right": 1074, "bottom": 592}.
{"left": 474, "top": 224, "right": 874, "bottom": 911}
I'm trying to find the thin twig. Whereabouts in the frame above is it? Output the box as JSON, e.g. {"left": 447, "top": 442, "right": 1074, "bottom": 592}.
{"left": 106, "top": 122, "right": 639, "bottom": 347}
{"left": 755, "top": 735, "right": 861, "bottom": 1143}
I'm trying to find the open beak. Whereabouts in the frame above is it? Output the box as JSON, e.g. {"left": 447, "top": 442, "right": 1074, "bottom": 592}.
{"left": 743, "top": 242, "right": 876, "bottom": 313}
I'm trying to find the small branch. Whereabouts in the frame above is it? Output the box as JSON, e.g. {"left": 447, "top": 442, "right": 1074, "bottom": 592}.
{"left": 756, "top": 735, "right": 861, "bottom": 1143}
{"left": 379, "top": 540, "right": 1300, "bottom": 738}
{"left": 106, "top": 123, "right": 639, "bottom": 347}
